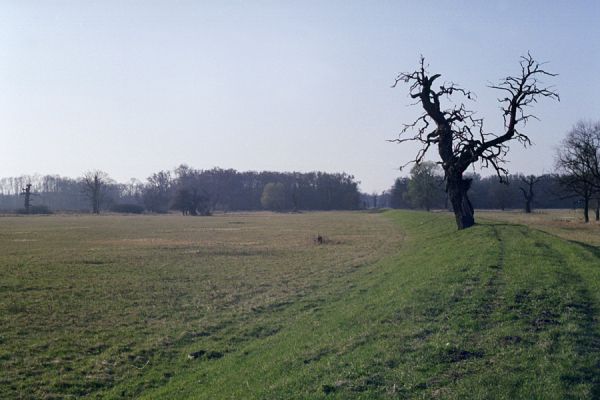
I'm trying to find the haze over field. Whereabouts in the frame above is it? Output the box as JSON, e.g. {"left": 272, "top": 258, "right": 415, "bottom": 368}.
{"left": 2, "top": 1, "right": 599, "bottom": 192}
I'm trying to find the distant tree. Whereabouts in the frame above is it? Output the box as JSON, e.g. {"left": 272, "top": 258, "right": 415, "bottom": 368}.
{"left": 519, "top": 175, "right": 542, "bottom": 213}
{"left": 143, "top": 170, "right": 173, "bottom": 213}
{"left": 20, "top": 183, "right": 33, "bottom": 214}
{"left": 170, "top": 187, "right": 210, "bottom": 216}
{"left": 81, "top": 170, "right": 111, "bottom": 214}
{"left": 119, "top": 178, "right": 144, "bottom": 204}
{"left": 372, "top": 192, "right": 378, "bottom": 208}
{"left": 555, "top": 121, "right": 600, "bottom": 223}
{"left": 172, "top": 165, "right": 213, "bottom": 216}
{"left": 392, "top": 54, "right": 559, "bottom": 229}
{"left": 406, "top": 162, "right": 444, "bottom": 211}
{"left": 390, "top": 178, "right": 410, "bottom": 209}
{"left": 171, "top": 188, "right": 192, "bottom": 215}
{"left": 488, "top": 180, "right": 512, "bottom": 211}
{"left": 261, "top": 182, "right": 286, "bottom": 211}
{"left": 291, "top": 178, "right": 300, "bottom": 211}
{"left": 378, "top": 190, "right": 391, "bottom": 208}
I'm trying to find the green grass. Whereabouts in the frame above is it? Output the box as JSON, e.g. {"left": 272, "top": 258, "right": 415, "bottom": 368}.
{"left": 2, "top": 211, "right": 600, "bottom": 398}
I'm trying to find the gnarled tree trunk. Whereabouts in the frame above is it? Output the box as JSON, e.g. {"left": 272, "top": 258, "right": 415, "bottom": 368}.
{"left": 447, "top": 174, "right": 474, "bottom": 230}
{"left": 524, "top": 198, "right": 532, "bottom": 213}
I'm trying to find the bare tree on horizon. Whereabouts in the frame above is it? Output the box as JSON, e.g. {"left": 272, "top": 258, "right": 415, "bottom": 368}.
{"left": 519, "top": 175, "right": 542, "bottom": 214}
{"left": 82, "top": 170, "right": 111, "bottom": 214}
{"left": 555, "top": 121, "right": 600, "bottom": 223}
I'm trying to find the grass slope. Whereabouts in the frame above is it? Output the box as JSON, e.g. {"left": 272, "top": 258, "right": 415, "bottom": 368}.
{"left": 138, "top": 211, "right": 600, "bottom": 399}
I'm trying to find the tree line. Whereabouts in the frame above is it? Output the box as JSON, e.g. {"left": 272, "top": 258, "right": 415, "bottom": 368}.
{"left": 0, "top": 166, "right": 361, "bottom": 214}
{"left": 387, "top": 167, "right": 572, "bottom": 211}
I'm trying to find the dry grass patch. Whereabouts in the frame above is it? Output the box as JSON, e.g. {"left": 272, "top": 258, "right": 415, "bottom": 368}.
{"left": 478, "top": 209, "right": 600, "bottom": 246}
{"left": 0, "top": 211, "right": 402, "bottom": 399}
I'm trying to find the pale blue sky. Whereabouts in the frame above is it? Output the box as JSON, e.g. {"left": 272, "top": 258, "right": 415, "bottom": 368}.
{"left": 1, "top": 1, "right": 599, "bottom": 192}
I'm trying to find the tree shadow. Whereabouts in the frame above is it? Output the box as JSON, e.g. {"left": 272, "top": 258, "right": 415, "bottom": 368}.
{"left": 482, "top": 221, "right": 600, "bottom": 396}
{"left": 557, "top": 277, "right": 600, "bottom": 398}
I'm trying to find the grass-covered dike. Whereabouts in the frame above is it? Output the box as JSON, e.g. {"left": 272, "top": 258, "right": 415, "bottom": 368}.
{"left": 2, "top": 211, "right": 600, "bottom": 398}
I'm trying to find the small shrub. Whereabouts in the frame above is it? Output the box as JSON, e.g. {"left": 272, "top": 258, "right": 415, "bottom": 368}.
{"left": 110, "top": 203, "right": 145, "bottom": 214}
{"left": 16, "top": 205, "right": 52, "bottom": 215}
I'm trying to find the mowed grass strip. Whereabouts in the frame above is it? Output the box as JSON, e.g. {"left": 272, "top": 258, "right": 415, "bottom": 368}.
{"left": 135, "top": 211, "right": 600, "bottom": 399}
{"left": 0, "top": 212, "right": 402, "bottom": 399}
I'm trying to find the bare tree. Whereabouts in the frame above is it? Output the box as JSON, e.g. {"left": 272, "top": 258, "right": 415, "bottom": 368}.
{"left": 20, "top": 183, "right": 33, "bottom": 214}
{"left": 172, "top": 165, "right": 212, "bottom": 216}
{"left": 392, "top": 54, "right": 559, "bottom": 229}
{"left": 143, "top": 170, "right": 173, "bottom": 213}
{"left": 555, "top": 121, "right": 600, "bottom": 223}
{"left": 81, "top": 170, "right": 111, "bottom": 214}
{"left": 519, "top": 175, "right": 541, "bottom": 214}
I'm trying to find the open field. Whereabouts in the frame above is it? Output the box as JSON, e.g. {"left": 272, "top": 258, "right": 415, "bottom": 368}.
{"left": 2, "top": 211, "right": 600, "bottom": 398}
{"left": 0, "top": 212, "right": 403, "bottom": 398}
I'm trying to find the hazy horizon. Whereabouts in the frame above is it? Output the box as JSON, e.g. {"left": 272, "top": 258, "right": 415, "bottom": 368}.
{"left": 2, "top": 1, "right": 599, "bottom": 193}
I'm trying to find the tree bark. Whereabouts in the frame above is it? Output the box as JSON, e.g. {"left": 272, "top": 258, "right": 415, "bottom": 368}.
{"left": 447, "top": 176, "right": 474, "bottom": 230}
{"left": 596, "top": 199, "right": 599, "bottom": 222}
{"left": 584, "top": 196, "right": 590, "bottom": 223}
{"left": 525, "top": 199, "right": 532, "bottom": 214}
{"left": 93, "top": 196, "right": 100, "bottom": 214}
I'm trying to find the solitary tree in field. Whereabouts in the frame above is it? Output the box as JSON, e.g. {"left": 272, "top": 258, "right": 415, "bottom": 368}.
{"left": 82, "top": 170, "right": 111, "bottom": 214}
{"left": 555, "top": 121, "right": 600, "bottom": 223}
{"left": 392, "top": 54, "right": 559, "bottom": 229}
{"left": 519, "top": 175, "right": 541, "bottom": 213}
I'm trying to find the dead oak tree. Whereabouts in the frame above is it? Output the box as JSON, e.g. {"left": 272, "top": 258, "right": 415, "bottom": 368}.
{"left": 519, "top": 175, "right": 541, "bottom": 214}
{"left": 392, "top": 54, "right": 558, "bottom": 229}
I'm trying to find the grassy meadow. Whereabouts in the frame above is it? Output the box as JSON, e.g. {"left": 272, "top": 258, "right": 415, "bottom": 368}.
{"left": 2, "top": 210, "right": 600, "bottom": 398}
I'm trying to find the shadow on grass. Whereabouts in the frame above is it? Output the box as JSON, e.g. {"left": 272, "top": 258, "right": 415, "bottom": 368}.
{"left": 558, "top": 278, "right": 600, "bottom": 398}
{"left": 565, "top": 238, "right": 600, "bottom": 259}
{"left": 563, "top": 239, "right": 600, "bottom": 397}
{"left": 538, "top": 236, "right": 600, "bottom": 397}
{"left": 484, "top": 219, "right": 600, "bottom": 396}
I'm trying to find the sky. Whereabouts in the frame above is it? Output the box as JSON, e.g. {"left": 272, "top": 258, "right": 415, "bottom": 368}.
{"left": 1, "top": 1, "right": 599, "bottom": 193}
